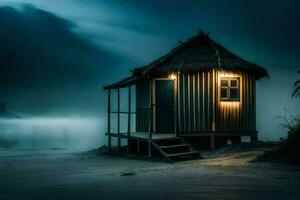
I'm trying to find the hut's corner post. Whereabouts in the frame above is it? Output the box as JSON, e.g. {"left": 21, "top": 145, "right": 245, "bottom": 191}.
{"left": 127, "top": 86, "right": 131, "bottom": 154}
{"left": 107, "top": 89, "right": 112, "bottom": 154}
{"left": 175, "top": 72, "right": 179, "bottom": 137}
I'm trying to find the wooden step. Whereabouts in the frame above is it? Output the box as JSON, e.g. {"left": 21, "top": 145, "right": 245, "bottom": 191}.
{"left": 151, "top": 138, "right": 200, "bottom": 162}
{"left": 153, "top": 137, "right": 182, "bottom": 146}
{"left": 160, "top": 144, "right": 190, "bottom": 149}
{"left": 160, "top": 144, "right": 191, "bottom": 154}
{"left": 153, "top": 137, "right": 182, "bottom": 141}
{"left": 167, "top": 151, "right": 199, "bottom": 158}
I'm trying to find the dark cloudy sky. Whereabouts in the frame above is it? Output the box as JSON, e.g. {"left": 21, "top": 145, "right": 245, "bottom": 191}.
{"left": 0, "top": 0, "right": 300, "bottom": 140}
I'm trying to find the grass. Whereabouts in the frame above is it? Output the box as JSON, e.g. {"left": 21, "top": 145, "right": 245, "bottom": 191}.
{"left": 257, "top": 117, "right": 300, "bottom": 165}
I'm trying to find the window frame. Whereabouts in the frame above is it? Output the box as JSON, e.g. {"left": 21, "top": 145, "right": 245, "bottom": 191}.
{"left": 220, "top": 77, "right": 240, "bottom": 102}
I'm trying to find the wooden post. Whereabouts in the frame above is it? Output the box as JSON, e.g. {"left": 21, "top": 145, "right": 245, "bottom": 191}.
{"left": 107, "top": 89, "right": 112, "bottom": 154}
{"left": 175, "top": 72, "right": 179, "bottom": 137}
{"left": 149, "top": 79, "right": 153, "bottom": 141}
{"left": 127, "top": 86, "right": 131, "bottom": 154}
{"left": 117, "top": 88, "right": 121, "bottom": 153}
{"left": 148, "top": 141, "right": 152, "bottom": 158}
{"left": 148, "top": 79, "right": 153, "bottom": 158}
{"left": 210, "top": 134, "right": 215, "bottom": 150}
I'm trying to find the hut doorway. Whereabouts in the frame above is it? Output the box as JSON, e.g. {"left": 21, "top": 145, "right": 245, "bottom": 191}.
{"left": 154, "top": 79, "right": 175, "bottom": 133}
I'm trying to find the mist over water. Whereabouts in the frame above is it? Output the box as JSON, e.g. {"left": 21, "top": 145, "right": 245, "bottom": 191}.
{"left": 0, "top": 118, "right": 105, "bottom": 150}
{"left": 0, "top": 1, "right": 299, "bottom": 150}
{"left": 1, "top": 71, "right": 299, "bottom": 151}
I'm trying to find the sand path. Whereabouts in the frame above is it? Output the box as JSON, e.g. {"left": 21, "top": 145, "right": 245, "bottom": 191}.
{"left": 1, "top": 148, "right": 300, "bottom": 200}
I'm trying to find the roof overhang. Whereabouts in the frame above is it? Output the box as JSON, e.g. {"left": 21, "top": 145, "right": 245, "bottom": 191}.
{"left": 130, "top": 32, "right": 269, "bottom": 80}
{"left": 103, "top": 31, "right": 269, "bottom": 90}
{"left": 103, "top": 76, "right": 142, "bottom": 90}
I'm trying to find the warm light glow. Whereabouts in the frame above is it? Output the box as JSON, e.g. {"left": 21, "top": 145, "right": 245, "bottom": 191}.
{"left": 169, "top": 74, "right": 176, "bottom": 80}
{"left": 220, "top": 101, "right": 240, "bottom": 108}
{"left": 218, "top": 71, "right": 239, "bottom": 78}
{"left": 217, "top": 70, "right": 242, "bottom": 105}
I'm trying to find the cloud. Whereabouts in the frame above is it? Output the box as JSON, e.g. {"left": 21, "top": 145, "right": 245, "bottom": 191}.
{"left": 0, "top": 5, "right": 125, "bottom": 89}
{"left": 99, "top": 0, "right": 300, "bottom": 69}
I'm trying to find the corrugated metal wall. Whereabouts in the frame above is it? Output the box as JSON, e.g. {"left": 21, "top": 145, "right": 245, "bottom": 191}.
{"left": 135, "top": 70, "right": 256, "bottom": 134}
{"left": 215, "top": 71, "right": 256, "bottom": 133}
{"left": 177, "top": 70, "right": 256, "bottom": 133}
{"left": 178, "top": 72, "right": 214, "bottom": 132}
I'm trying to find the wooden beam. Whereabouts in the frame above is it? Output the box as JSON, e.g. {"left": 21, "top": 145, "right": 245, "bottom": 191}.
{"left": 207, "top": 72, "right": 210, "bottom": 130}
{"left": 149, "top": 79, "right": 153, "bottom": 140}
{"left": 117, "top": 88, "right": 121, "bottom": 153}
{"left": 175, "top": 72, "right": 179, "bottom": 137}
{"left": 178, "top": 73, "right": 181, "bottom": 133}
{"left": 107, "top": 89, "right": 112, "bottom": 154}
{"left": 127, "top": 86, "right": 131, "bottom": 154}
{"left": 182, "top": 74, "right": 186, "bottom": 132}
{"left": 109, "top": 111, "right": 136, "bottom": 114}
{"left": 105, "top": 132, "right": 128, "bottom": 138}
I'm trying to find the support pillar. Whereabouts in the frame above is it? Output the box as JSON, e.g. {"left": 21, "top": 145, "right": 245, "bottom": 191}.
{"left": 148, "top": 141, "right": 152, "bottom": 158}
{"left": 117, "top": 88, "right": 121, "bottom": 153}
{"left": 174, "top": 72, "right": 179, "bottom": 137}
{"left": 148, "top": 78, "right": 153, "bottom": 141}
{"left": 210, "top": 134, "right": 215, "bottom": 150}
{"left": 127, "top": 86, "right": 131, "bottom": 154}
{"left": 107, "top": 89, "right": 112, "bottom": 154}
{"left": 108, "top": 136, "right": 111, "bottom": 154}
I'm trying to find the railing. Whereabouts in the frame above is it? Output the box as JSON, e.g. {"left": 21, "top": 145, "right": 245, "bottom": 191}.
{"left": 136, "top": 107, "right": 151, "bottom": 133}
{"left": 107, "top": 86, "right": 134, "bottom": 154}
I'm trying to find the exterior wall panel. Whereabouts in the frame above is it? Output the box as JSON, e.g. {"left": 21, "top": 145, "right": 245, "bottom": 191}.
{"left": 178, "top": 72, "right": 213, "bottom": 133}
{"left": 178, "top": 70, "right": 256, "bottom": 134}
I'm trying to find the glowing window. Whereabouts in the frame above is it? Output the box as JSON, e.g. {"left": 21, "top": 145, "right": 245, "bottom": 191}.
{"left": 220, "top": 77, "right": 240, "bottom": 101}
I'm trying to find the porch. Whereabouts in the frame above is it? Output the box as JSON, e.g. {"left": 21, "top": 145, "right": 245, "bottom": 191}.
{"left": 103, "top": 74, "right": 257, "bottom": 161}
{"left": 105, "top": 130, "right": 258, "bottom": 154}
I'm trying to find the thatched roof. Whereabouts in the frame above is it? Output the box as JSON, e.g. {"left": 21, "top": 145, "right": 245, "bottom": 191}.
{"left": 104, "top": 31, "right": 268, "bottom": 89}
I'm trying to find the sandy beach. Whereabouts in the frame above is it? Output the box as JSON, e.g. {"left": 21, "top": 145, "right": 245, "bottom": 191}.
{"left": 1, "top": 146, "right": 300, "bottom": 200}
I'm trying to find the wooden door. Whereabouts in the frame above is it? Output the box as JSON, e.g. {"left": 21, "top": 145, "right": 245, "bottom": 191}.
{"left": 154, "top": 79, "right": 174, "bottom": 133}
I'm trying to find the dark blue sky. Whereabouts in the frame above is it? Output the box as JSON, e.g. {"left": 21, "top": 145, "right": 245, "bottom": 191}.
{"left": 0, "top": 0, "right": 299, "bottom": 87}
{"left": 0, "top": 0, "right": 299, "bottom": 140}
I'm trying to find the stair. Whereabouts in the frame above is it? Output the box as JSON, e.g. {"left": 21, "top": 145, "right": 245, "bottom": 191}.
{"left": 151, "top": 137, "right": 200, "bottom": 163}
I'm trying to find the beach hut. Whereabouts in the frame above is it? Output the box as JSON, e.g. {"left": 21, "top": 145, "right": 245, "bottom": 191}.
{"left": 103, "top": 31, "right": 268, "bottom": 161}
